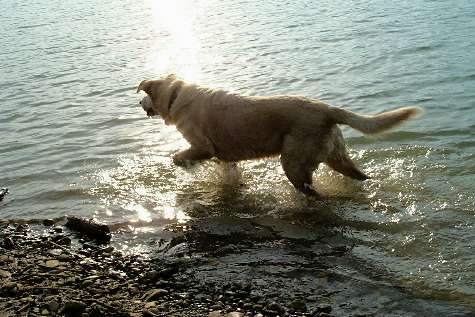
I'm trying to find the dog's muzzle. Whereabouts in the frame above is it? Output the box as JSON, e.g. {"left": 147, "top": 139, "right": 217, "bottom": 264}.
{"left": 140, "top": 95, "right": 155, "bottom": 117}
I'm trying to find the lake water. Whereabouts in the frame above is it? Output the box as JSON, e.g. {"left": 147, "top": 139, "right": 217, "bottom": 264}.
{"left": 1, "top": 0, "right": 474, "bottom": 314}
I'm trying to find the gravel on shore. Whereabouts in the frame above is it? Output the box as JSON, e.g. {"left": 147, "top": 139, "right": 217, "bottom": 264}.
{"left": 0, "top": 221, "right": 332, "bottom": 317}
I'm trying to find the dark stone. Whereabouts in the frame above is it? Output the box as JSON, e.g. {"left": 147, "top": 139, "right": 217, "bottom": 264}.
{"left": 312, "top": 305, "right": 332, "bottom": 315}
{"left": 43, "top": 219, "right": 55, "bottom": 226}
{"left": 267, "top": 302, "right": 284, "bottom": 313}
{"left": 143, "top": 270, "right": 159, "bottom": 280}
{"left": 82, "top": 242, "right": 95, "bottom": 249}
{"left": 48, "top": 300, "right": 60, "bottom": 311}
{"left": 52, "top": 234, "right": 71, "bottom": 246}
{"left": 3, "top": 237, "right": 16, "bottom": 250}
{"left": 1, "top": 282, "right": 17, "bottom": 295}
{"left": 64, "top": 300, "right": 86, "bottom": 317}
{"left": 15, "top": 224, "right": 29, "bottom": 233}
{"left": 101, "top": 246, "right": 114, "bottom": 253}
{"left": 158, "top": 267, "right": 176, "bottom": 278}
{"left": 290, "top": 299, "right": 307, "bottom": 312}
{"left": 88, "top": 304, "right": 106, "bottom": 317}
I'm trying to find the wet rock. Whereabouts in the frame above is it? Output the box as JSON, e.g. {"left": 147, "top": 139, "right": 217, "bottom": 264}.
{"left": 58, "top": 253, "right": 71, "bottom": 261}
{"left": 48, "top": 300, "right": 60, "bottom": 311}
{"left": 0, "top": 254, "right": 14, "bottom": 263}
{"left": 252, "top": 304, "right": 263, "bottom": 311}
{"left": 48, "top": 248, "right": 63, "bottom": 256}
{"left": 2, "top": 281, "right": 17, "bottom": 290}
{"left": 101, "top": 246, "right": 114, "bottom": 254}
{"left": 143, "top": 270, "right": 159, "bottom": 282}
{"left": 0, "top": 269, "right": 11, "bottom": 278}
{"left": 227, "top": 312, "right": 244, "bottom": 317}
{"left": 225, "top": 290, "right": 236, "bottom": 297}
{"left": 144, "top": 301, "right": 157, "bottom": 310}
{"left": 3, "top": 236, "right": 16, "bottom": 249}
{"left": 20, "top": 296, "right": 34, "bottom": 303}
{"left": 15, "top": 224, "right": 30, "bottom": 233}
{"left": 1, "top": 281, "right": 17, "bottom": 295}
{"left": 64, "top": 300, "right": 86, "bottom": 317}
{"left": 267, "top": 302, "right": 284, "bottom": 313}
{"left": 145, "top": 288, "right": 169, "bottom": 301}
{"left": 80, "top": 257, "right": 96, "bottom": 266}
{"left": 209, "top": 311, "right": 224, "bottom": 317}
{"left": 81, "top": 279, "right": 94, "bottom": 287}
{"left": 158, "top": 267, "right": 176, "bottom": 278}
{"left": 82, "top": 242, "right": 95, "bottom": 249}
{"left": 312, "top": 305, "right": 332, "bottom": 314}
{"left": 53, "top": 226, "right": 63, "bottom": 233}
{"left": 89, "top": 304, "right": 106, "bottom": 317}
{"left": 45, "top": 259, "right": 60, "bottom": 268}
{"left": 52, "top": 234, "right": 71, "bottom": 246}
{"left": 289, "top": 298, "right": 307, "bottom": 312}
{"left": 211, "top": 303, "right": 223, "bottom": 310}
{"left": 43, "top": 219, "right": 55, "bottom": 226}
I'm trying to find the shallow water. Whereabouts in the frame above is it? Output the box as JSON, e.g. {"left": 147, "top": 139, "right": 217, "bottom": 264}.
{"left": 1, "top": 0, "right": 474, "bottom": 313}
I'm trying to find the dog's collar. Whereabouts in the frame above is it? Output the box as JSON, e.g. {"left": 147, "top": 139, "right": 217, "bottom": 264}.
{"left": 168, "top": 86, "right": 179, "bottom": 111}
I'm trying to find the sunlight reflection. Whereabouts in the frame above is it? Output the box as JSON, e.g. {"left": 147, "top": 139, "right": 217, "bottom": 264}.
{"left": 124, "top": 202, "right": 152, "bottom": 222}
{"left": 146, "top": 0, "right": 201, "bottom": 81}
{"left": 157, "top": 205, "right": 190, "bottom": 222}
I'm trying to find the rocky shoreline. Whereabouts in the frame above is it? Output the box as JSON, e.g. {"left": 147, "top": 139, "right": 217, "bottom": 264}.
{"left": 0, "top": 220, "right": 331, "bottom": 317}
{"left": 1, "top": 217, "right": 473, "bottom": 317}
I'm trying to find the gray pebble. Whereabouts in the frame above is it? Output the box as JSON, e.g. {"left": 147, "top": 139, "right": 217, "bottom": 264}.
{"left": 48, "top": 300, "right": 60, "bottom": 311}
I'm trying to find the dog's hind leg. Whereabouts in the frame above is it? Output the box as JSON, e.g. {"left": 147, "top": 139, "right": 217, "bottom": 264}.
{"left": 326, "top": 155, "right": 369, "bottom": 180}
{"left": 280, "top": 136, "right": 322, "bottom": 197}
{"left": 324, "top": 129, "right": 369, "bottom": 181}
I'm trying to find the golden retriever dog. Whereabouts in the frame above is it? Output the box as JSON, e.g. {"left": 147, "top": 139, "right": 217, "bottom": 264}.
{"left": 137, "top": 74, "right": 421, "bottom": 197}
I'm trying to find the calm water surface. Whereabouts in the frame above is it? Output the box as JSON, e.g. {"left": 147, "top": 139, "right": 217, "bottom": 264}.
{"left": 1, "top": 0, "right": 474, "bottom": 313}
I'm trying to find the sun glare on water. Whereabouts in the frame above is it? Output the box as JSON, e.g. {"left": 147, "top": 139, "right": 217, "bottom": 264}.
{"left": 145, "top": 0, "right": 202, "bottom": 81}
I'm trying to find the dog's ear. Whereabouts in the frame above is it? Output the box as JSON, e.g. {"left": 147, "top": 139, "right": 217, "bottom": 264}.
{"left": 165, "top": 74, "right": 177, "bottom": 80}
{"left": 137, "top": 80, "right": 155, "bottom": 94}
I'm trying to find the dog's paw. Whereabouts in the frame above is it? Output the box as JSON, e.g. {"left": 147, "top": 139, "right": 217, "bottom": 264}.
{"left": 300, "top": 183, "right": 324, "bottom": 199}
{"left": 172, "top": 155, "right": 194, "bottom": 168}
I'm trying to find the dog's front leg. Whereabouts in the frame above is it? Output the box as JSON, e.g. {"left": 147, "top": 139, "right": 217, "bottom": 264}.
{"left": 173, "top": 147, "right": 212, "bottom": 167}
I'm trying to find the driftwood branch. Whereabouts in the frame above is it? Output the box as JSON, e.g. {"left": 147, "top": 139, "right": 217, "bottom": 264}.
{"left": 65, "top": 216, "right": 111, "bottom": 242}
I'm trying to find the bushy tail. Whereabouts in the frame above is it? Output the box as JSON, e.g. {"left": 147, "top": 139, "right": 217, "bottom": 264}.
{"left": 329, "top": 106, "right": 422, "bottom": 134}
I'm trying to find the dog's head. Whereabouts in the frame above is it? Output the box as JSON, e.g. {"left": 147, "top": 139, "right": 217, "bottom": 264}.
{"left": 137, "top": 74, "right": 183, "bottom": 125}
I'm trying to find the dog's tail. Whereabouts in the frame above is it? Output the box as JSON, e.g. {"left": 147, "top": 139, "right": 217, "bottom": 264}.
{"left": 328, "top": 106, "right": 422, "bottom": 134}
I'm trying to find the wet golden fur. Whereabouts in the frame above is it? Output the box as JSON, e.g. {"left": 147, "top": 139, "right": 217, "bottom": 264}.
{"left": 138, "top": 74, "right": 421, "bottom": 196}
